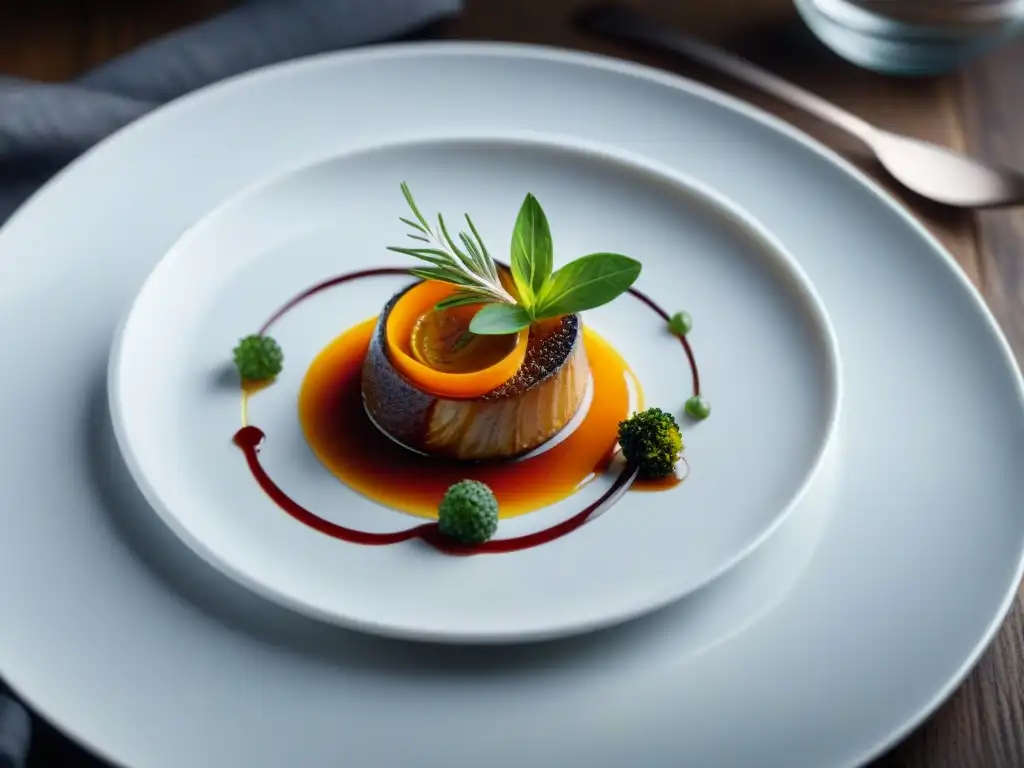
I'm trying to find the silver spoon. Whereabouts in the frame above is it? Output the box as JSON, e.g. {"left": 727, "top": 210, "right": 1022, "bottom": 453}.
{"left": 576, "top": 3, "right": 1024, "bottom": 208}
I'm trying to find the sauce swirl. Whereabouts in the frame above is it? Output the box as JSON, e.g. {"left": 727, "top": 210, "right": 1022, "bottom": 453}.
{"left": 233, "top": 267, "right": 700, "bottom": 555}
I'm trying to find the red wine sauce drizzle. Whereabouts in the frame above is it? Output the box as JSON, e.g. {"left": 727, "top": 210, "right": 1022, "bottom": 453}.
{"left": 234, "top": 425, "right": 637, "bottom": 556}
{"left": 235, "top": 266, "right": 697, "bottom": 555}
{"left": 628, "top": 286, "right": 700, "bottom": 396}
{"left": 257, "top": 267, "right": 410, "bottom": 336}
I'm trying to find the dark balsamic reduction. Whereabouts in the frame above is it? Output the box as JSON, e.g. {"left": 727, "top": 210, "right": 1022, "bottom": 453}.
{"left": 234, "top": 425, "right": 636, "bottom": 556}
{"left": 234, "top": 267, "right": 699, "bottom": 555}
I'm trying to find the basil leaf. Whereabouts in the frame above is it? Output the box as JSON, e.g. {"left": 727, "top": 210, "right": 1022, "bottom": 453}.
{"left": 510, "top": 193, "right": 553, "bottom": 305}
{"left": 469, "top": 303, "right": 533, "bottom": 335}
{"left": 535, "top": 253, "right": 641, "bottom": 318}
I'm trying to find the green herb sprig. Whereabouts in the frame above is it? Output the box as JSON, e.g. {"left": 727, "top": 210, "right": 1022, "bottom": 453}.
{"left": 388, "top": 183, "right": 642, "bottom": 335}
{"left": 387, "top": 182, "right": 516, "bottom": 310}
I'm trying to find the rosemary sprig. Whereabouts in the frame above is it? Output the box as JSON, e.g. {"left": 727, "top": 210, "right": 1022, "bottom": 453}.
{"left": 387, "top": 183, "right": 516, "bottom": 308}
{"left": 387, "top": 183, "right": 642, "bottom": 335}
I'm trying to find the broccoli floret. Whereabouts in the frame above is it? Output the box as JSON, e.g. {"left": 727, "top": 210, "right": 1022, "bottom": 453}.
{"left": 233, "top": 334, "right": 283, "bottom": 381}
{"left": 437, "top": 480, "right": 499, "bottom": 545}
{"left": 617, "top": 407, "right": 684, "bottom": 479}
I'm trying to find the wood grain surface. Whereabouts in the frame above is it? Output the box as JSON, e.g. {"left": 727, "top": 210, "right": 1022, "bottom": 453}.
{"left": 1, "top": 1, "right": 1022, "bottom": 767}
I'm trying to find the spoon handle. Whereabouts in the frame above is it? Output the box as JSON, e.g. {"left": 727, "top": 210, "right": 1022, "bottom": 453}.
{"left": 577, "top": 4, "right": 875, "bottom": 143}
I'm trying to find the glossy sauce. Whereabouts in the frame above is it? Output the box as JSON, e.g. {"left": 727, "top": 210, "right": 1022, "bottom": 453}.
{"left": 632, "top": 459, "right": 689, "bottom": 492}
{"left": 410, "top": 303, "right": 518, "bottom": 373}
{"left": 297, "top": 318, "right": 635, "bottom": 519}
{"left": 233, "top": 266, "right": 701, "bottom": 555}
{"left": 234, "top": 424, "right": 637, "bottom": 556}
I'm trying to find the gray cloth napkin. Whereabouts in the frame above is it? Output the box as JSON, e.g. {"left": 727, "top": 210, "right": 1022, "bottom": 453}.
{"left": 0, "top": 0, "right": 463, "bottom": 223}
{"left": 0, "top": 1, "right": 462, "bottom": 765}
{"left": 0, "top": 687, "right": 29, "bottom": 768}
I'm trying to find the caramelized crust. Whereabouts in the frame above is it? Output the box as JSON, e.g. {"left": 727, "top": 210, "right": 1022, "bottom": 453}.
{"left": 361, "top": 284, "right": 590, "bottom": 461}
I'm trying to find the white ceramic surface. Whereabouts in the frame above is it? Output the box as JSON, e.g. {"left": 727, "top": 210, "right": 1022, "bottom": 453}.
{"left": 109, "top": 134, "right": 841, "bottom": 642}
{"left": 0, "top": 43, "right": 1022, "bottom": 768}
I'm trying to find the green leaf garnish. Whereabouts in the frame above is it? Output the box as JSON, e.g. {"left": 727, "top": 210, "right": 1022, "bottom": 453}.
{"left": 534, "top": 253, "right": 642, "bottom": 319}
{"left": 388, "top": 184, "right": 642, "bottom": 337}
{"left": 469, "top": 303, "right": 533, "bottom": 335}
{"left": 510, "top": 193, "right": 553, "bottom": 306}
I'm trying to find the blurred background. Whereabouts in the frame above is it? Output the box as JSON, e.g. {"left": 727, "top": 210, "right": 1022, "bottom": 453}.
{"left": 2, "top": 0, "right": 1021, "bottom": 432}
{"left": 1, "top": 2, "right": 1022, "bottom": 768}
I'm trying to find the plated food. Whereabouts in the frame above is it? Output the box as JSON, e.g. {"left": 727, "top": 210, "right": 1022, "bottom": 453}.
{"left": 11, "top": 41, "right": 1020, "bottom": 768}
{"left": 231, "top": 184, "right": 708, "bottom": 554}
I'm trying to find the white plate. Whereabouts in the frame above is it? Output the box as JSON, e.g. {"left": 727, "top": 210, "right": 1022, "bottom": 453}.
{"left": 0, "top": 43, "right": 1022, "bottom": 767}
{"left": 109, "top": 133, "right": 841, "bottom": 642}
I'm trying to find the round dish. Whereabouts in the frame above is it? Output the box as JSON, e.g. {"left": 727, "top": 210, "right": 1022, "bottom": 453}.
{"left": 107, "top": 133, "right": 842, "bottom": 642}
{"left": 0, "top": 42, "right": 1020, "bottom": 768}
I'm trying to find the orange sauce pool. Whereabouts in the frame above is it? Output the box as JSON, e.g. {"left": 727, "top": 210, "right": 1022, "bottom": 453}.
{"left": 297, "top": 317, "right": 638, "bottom": 519}
{"left": 632, "top": 464, "right": 687, "bottom": 492}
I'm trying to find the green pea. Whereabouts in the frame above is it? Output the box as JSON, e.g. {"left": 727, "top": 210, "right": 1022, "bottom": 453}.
{"left": 685, "top": 395, "right": 711, "bottom": 421}
{"left": 668, "top": 311, "right": 692, "bottom": 336}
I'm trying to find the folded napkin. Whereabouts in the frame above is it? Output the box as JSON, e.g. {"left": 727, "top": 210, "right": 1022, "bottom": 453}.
{"left": 0, "top": 2, "right": 463, "bottom": 764}
{"left": 0, "top": 683, "right": 29, "bottom": 768}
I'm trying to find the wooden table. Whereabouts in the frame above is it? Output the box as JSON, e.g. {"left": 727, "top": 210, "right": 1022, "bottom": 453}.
{"left": 2, "top": 1, "right": 1022, "bottom": 766}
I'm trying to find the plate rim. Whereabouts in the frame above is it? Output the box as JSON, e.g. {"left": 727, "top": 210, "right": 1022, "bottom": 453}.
{"left": 0, "top": 40, "right": 1021, "bottom": 768}
{"left": 106, "top": 129, "right": 845, "bottom": 643}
